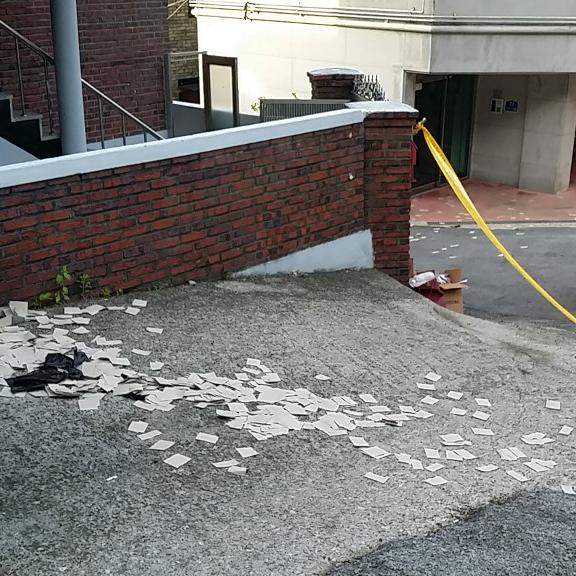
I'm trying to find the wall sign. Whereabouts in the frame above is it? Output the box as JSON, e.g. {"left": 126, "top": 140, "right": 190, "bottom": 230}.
{"left": 505, "top": 100, "right": 519, "bottom": 113}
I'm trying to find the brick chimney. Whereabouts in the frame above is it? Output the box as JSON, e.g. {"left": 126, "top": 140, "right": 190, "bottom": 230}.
{"left": 307, "top": 67, "right": 361, "bottom": 100}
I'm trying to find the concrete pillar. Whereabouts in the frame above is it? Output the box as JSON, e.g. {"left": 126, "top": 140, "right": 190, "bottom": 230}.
{"left": 519, "top": 74, "right": 576, "bottom": 193}
{"left": 307, "top": 68, "right": 361, "bottom": 100}
{"left": 50, "top": 0, "right": 87, "bottom": 155}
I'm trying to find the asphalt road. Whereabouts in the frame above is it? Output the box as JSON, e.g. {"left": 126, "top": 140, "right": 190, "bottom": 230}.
{"left": 328, "top": 490, "right": 576, "bottom": 576}
{"left": 410, "top": 225, "right": 576, "bottom": 327}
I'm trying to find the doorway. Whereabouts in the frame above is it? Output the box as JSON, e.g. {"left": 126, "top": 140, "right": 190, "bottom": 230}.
{"left": 413, "top": 75, "right": 475, "bottom": 189}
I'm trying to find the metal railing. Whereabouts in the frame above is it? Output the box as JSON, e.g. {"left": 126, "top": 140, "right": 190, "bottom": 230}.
{"left": 0, "top": 19, "right": 164, "bottom": 148}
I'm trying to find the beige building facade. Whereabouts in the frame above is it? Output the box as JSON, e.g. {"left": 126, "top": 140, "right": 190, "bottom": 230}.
{"left": 191, "top": 0, "right": 576, "bottom": 193}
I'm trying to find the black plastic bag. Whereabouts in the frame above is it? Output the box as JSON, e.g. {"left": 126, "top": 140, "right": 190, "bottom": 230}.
{"left": 7, "top": 348, "right": 89, "bottom": 393}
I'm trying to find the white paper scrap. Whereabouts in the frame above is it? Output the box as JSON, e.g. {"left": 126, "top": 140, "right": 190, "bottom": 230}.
{"left": 546, "top": 400, "right": 561, "bottom": 411}
{"left": 196, "top": 432, "right": 219, "bottom": 444}
{"left": 125, "top": 307, "right": 140, "bottom": 316}
{"left": 426, "top": 463, "right": 445, "bottom": 472}
{"left": 421, "top": 396, "right": 439, "bottom": 405}
{"left": 132, "top": 299, "right": 148, "bottom": 308}
{"left": 524, "top": 460, "right": 550, "bottom": 473}
{"left": 561, "top": 485, "right": 576, "bottom": 495}
{"left": 506, "top": 470, "right": 529, "bottom": 483}
{"left": 78, "top": 394, "right": 104, "bottom": 411}
{"left": 424, "top": 448, "right": 441, "bottom": 460}
{"left": 416, "top": 382, "right": 436, "bottom": 391}
{"left": 150, "top": 440, "right": 175, "bottom": 451}
{"left": 472, "top": 411, "right": 490, "bottom": 421}
{"left": 425, "top": 476, "right": 448, "bottom": 486}
{"left": 475, "top": 398, "right": 492, "bottom": 407}
{"left": 364, "top": 472, "right": 389, "bottom": 485}
{"left": 164, "top": 454, "right": 191, "bottom": 469}
{"left": 447, "top": 391, "right": 463, "bottom": 400}
{"left": 213, "top": 459, "right": 239, "bottom": 468}
{"left": 146, "top": 327, "right": 164, "bottom": 335}
{"left": 350, "top": 436, "right": 370, "bottom": 448}
{"left": 361, "top": 446, "right": 391, "bottom": 459}
{"left": 359, "top": 393, "right": 377, "bottom": 403}
{"left": 128, "top": 421, "right": 148, "bottom": 434}
{"left": 228, "top": 466, "right": 247, "bottom": 475}
{"left": 560, "top": 425, "right": 574, "bottom": 436}
{"left": 424, "top": 372, "right": 442, "bottom": 382}
{"left": 72, "top": 327, "right": 90, "bottom": 335}
{"left": 138, "top": 430, "right": 162, "bottom": 441}
{"left": 150, "top": 361, "right": 164, "bottom": 371}
{"left": 132, "top": 349, "right": 151, "bottom": 356}
{"left": 315, "top": 374, "right": 331, "bottom": 381}
{"left": 236, "top": 447, "right": 258, "bottom": 458}
{"left": 450, "top": 408, "right": 467, "bottom": 416}
{"left": 477, "top": 464, "right": 499, "bottom": 473}
{"left": 472, "top": 428, "right": 494, "bottom": 436}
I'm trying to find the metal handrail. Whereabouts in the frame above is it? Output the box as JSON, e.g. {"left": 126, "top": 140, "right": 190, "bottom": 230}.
{"left": 0, "top": 18, "right": 164, "bottom": 147}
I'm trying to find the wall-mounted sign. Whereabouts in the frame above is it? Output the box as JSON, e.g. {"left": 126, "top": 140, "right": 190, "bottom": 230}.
{"left": 505, "top": 100, "right": 519, "bottom": 113}
{"left": 490, "top": 98, "right": 504, "bottom": 114}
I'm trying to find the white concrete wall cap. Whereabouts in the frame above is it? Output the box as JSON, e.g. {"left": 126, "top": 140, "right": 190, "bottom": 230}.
{"left": 0, "top": 108, "right": 364, "bottom": 189}
{"left": 346, "top": 101, "right": 418, "bottom": 114}
{"left": 308, "top": 67, "right": 362, "bottom": 76}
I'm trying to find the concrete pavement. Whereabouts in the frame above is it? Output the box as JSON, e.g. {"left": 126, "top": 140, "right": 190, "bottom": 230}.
{"left": 1, "top": 271, "right": 576, "bottom": 575}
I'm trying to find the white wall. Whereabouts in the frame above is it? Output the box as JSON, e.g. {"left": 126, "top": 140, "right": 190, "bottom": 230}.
{"left": 434, "top": 0, "right": 576, "bottom": 17}
{"left": 470, "top": 75, "right": 528, "bottom": 186}
{"left": 196, "top": 18, "right": 431, "bottom": 112}
{"left": 0, "top": 137, "right": 37, "bottom": 167}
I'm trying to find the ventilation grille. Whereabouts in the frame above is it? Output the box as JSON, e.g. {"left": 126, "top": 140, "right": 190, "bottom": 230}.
{"left": 259, "top": 99, "right": 349, "bottom": 122}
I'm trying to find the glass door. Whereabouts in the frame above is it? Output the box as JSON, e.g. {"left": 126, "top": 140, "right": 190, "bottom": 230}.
{"left": 413, "top": 75, "right": 475, "bottom": 188}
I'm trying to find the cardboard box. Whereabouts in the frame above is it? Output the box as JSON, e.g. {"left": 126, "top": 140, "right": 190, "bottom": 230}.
{"left": 440, "top": 268, "right": 465, "bottom": 314}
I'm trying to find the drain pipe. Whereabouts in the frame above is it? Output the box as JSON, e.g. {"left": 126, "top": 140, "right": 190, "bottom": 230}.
{"left": 50, "top": 0, "right": 87, "bottom": 155}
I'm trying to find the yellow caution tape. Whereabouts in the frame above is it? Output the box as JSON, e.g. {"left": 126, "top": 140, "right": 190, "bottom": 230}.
{"left": 414, "top": 121, "right": 576, "bottom": 325}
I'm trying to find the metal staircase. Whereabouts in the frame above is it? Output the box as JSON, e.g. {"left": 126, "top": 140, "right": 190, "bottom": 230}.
{"left": 0, "top": 19, "right": 164, "bottom": 159}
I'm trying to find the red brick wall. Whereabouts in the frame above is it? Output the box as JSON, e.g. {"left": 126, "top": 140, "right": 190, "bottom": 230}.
{"left": 0, "top": 0, "right": 168, "bottom": 142}
{"left": 0, "top": 124, "right": 366, "bottom": 302}
{"left": 363, "top": 112, "right": 415, "bottom": 284}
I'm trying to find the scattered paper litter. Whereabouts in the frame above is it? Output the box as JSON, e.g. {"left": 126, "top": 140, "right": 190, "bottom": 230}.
{"left": 559, "top": 425, "right": 574, "bottom": 436}
{"left": 475, "top": 398, "right": 492, "bottom": 407}
{"left": 350, "top": 436, "right": 370, "bottom": 448}
{"left": 450, "top": 408, "right": 467, "bottom": 416}
{"left": 78, "top": 394, "right": 104, "bottom": 411}
{"left": 472, "top": 410, "right": 490, "bottom": 421}
{"left": 446, "top": 391, "right": 463, "bottom": 400}
{"left": 138, "top": 430, "right": 162, "bottom": 441}
{"left": 424, "top": 372, "right": 442, "bottom": 383}
{"left": 228, "top": 466, "right": 247, "bottom": 475}
{"left": 425, "top": 476, "right": 448, "bottom": 486}
{"left": 477, "top": 464, "right": 499, "bottom": 473}
{"left": 421, "top": 395, "right": 439, "bottom": 405}
{"left": 106, "top": 476, "right": 118, "bottom": 482}
{"left": 150, "top": 361, "right": 164, "bottom": 371}
{"left": 472, "top": 428, "right": 494, "bottom": 436}
{"left": 213, "top": 459, "right": 240, "bottom": 468}
{"left": 546, "top": 400, "right": 561, "bottom": 411}
{"left": 236, "top": 447, "right": 258, "bottom": 458}
{"left": 364, "top": 472, "right": 389, "bottom": 485}
{"left": 424, "top": 448, "right": 440, "bottom": 459}
{"left": 164, "top": 454, "right": 190, "bottom": 469}
{"left": 358, "top": 393, "right": 377, "bottom": 403}
{"left": 416, "top": 382, "right": 436, "bottom": 391}
{"left": 72, "top": 327, "right": 90, "bottom": 335}
{"left": 315, "top": 374, "right": 330, "bottom": 381}
{"left": 146, "top": 327, "right": 164, "bottom": 335}
{"left": 125, "top": 307, "right": 140, "bottom": 316}
{"left": 506, "top": 470, "right": 529, "bottom": 483}
{"left": 196, "top": 432, "right": 219, "bottom": 444}
{"left": 524, "top": 460, "right": 551, "bottom": 473}
{"left": 361, "top": 446, "right": 390, "bottom": 459}
{"left": 128, "top": 421, "right": 148, "bottom": 434}
{"left": 150, "top": 440, "right": 175, "bottom": 451}
{"left": 521, "top": 432, "right": 555, "bottom": 446}
{"left": 132, "top": 349, "right": 151, "bottom": 356}
{"left": 561, "top": 485, "right": 576, "bottom": 495}
{"left": 132, "top": 299, "right": 148, "bottom": 308}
